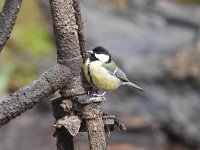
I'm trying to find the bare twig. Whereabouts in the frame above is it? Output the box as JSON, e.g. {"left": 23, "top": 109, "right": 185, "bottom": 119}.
{"left": 0, "top": 65, "right": 70, "bottom": 127}
{"left": 0, "top": 0, "right": 22, "bottom": 52}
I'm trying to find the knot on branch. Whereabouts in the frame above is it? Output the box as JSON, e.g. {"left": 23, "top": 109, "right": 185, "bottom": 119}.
{"left": 52, "top": 97, "right": 82, "bottom": 136}
{"left": 51, "top": 97, "right": 76, "bottom": 119}
{"left": 60, "top": 99, "right": 73, "bottom": 114}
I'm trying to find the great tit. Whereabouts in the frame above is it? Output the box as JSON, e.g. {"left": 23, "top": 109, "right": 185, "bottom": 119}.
{"left": 83, "top": 46, "right": 143, "bottom": 96}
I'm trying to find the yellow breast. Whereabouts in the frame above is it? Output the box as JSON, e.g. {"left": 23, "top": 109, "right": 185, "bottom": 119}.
{"left": 83, "top": 59, "right": 121, "bottom": 91}
{"left": 83, "top": 59, "right": 91, "bottom": 83}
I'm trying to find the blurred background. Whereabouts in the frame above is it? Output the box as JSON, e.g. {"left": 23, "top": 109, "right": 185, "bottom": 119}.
{"left": 1, "top": 0, "right": 200, "bottom": 149}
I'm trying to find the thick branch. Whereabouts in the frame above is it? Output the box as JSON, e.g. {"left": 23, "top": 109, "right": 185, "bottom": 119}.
{"left": 50, "top": 1, "right": 107, "bottom": 150}
{"left": 0, "top": 0, "right": 22, "bottom": 52}
{"left": 0, "top": 65, "right": 70, "bottom": 127}
{"left": 73, "top": 0, "right": 87, "bottom": 62}
{"left": 82, "top": 103, "right": 107, "bottom": 150}
{"left": 50, "top": 0, "right": 81, "bottom": 64}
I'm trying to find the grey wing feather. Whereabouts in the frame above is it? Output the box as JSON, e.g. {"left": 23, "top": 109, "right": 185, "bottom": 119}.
{"left": 113, "top": 68, "right": 129, "bottom": 82}
{"left": 112, "top": 67, "right": 144, "bottom": 91}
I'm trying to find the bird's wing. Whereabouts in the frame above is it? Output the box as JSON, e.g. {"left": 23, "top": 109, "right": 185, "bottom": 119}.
{"left": 113, "top": 67, "right": 129, "bottom": 82}
{"left": 114, "top": 68, "right": 143, "bottom": 91}
{"left": 103, "top": 61, "right": 129, "bottom": 82}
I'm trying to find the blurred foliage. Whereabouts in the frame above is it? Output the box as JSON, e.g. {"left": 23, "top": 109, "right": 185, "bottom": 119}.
{"left": 12, "top": 24, "right": 53, "bottom": 57}
{"left": 0, "top": 62, "right": 15, "bottom": 92}
{"left": 0, "top": 0, "right": 54, "bottom": 94}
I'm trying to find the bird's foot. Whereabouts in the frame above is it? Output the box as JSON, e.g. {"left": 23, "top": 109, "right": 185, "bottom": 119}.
{"left": 91, "top": 92, "right": 106, "bottom": 101}
{"left": 87, "top": 91, "right": 107, "bottom": 101}
{"left": 87, "top": 97, "right": 103, "bottom": 103}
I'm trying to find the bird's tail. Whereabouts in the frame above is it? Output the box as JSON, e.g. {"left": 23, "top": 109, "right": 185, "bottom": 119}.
{"left": 123, "top": 82, "right": 144, "bottom": 92}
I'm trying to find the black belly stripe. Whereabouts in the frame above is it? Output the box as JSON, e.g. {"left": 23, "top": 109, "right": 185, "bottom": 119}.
{"left": 87, "top": 63, "right": 94, "bottom": 85}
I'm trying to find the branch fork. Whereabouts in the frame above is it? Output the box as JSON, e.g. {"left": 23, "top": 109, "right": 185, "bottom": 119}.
{"left": 0, "top": 0, "right": 126, "bottom": 149}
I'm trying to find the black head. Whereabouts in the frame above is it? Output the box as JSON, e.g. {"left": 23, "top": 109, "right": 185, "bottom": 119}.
{"left": 93, "top": 46, "right": 110, "bottom": 55}
{"left": 88, "top": 46, "right": 111, "bottom": 63}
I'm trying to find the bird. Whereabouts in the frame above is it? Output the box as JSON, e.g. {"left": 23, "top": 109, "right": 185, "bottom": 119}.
{"left": 83, "top": 46, "right": 143, "bottom": 97}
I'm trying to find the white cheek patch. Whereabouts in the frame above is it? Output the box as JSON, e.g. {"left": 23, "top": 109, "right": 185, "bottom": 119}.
{"left": 95, "top": 54, "right": 109, "bottom": 62}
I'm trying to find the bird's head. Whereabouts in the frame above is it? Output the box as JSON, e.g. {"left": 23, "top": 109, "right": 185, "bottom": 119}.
{"left": 87, "top": 46, "right": 111, "bottom": 63}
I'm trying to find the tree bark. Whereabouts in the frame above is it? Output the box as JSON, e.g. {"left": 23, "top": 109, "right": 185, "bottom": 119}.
{"left": 0, "top": 0, "right": 107, "bottom": 149}
{"left": 82, "top": 103, "right": 107, "bottom": 150}
{"left": 0, "top": 65, "right": 70, "bottom": 127}
{"left": 50, "top": 0, "right": 106, "bottom": 149}
{"left": 0, "top": 0, "right": 22, "bottom": 52}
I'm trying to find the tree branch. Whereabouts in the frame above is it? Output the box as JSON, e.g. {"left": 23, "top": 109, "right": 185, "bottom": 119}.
{"left": 73, "top": 0, "right": 87, "bottom": 62}
{"left": 50, "top": 0, "right": 81, "bottom": 64}
{"left": 82, "top": 103, "right": 107, "bottom": 150}
{"left": 0, "top": 65, "right": 70, "bottom": 127}
{"left": 50, "top": 0, "right": 107, "bottom": 149}
{"left": 0, "top": 0, "right": 22, "bottom": 52}
{"left": 0, "top": 0, "right": 88, "bottom": 128}
{"left": 0, "top": 1, "right": 107, "bottom": 149}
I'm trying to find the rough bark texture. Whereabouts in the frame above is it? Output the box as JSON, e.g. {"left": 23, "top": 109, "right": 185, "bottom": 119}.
{"left": 50, "top": 0, "right": 106, "bottom": 150}
{"left": 51, "top": 97, "right": 75, "bottom": 150}
{"left": 0, "top": 0, "right": 22, "bottom": 52}
{"left": 50, "top": 0, "right": 81, "bottom": 63}
{"left": 50, "top": 0, "right": 87, "bottom": 95}
{"left": 0, "top": 65, "right": 70, "bottom": 127}
{"left": 0, "top": 0, "right": 107, "bottom": 149}
{"left": 82, "top": 103, "right": 107, "bottom": 150}
{"left": 73, "top": 0, "right": 87, "bottom": 62}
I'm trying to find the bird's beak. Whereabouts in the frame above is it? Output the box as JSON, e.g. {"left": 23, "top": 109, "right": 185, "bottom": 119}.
{"left": 87, "top": 50, "right": 93, "bottom": 54}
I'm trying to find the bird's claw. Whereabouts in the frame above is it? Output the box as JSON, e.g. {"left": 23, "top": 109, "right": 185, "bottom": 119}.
{"left": 90, "top": 92, "right": 106, "bottom": 101}
{"left": 87, "top": 97, "right": 103, "bottom": 103}
{"left": 87, "top": 91, "right": 107, "bottom": 101}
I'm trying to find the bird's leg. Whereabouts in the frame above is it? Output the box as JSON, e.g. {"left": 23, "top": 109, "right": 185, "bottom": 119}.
{"left": 87, "top": 88, "right": 98, "bottom": 95}
{"left": 86, "top": 90, "right": 106, "bottom": 103}
{"left": 86, "top": 96, "right": 103, "bottom": 103}
{"left": 91, "top": 92, "right": 106, "bottom": 97}
{"left": 91, "top": 92, "right": 107, "bottom": 101}
{"left": 87, "top": 89, "right": 107, "bottom": 101}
